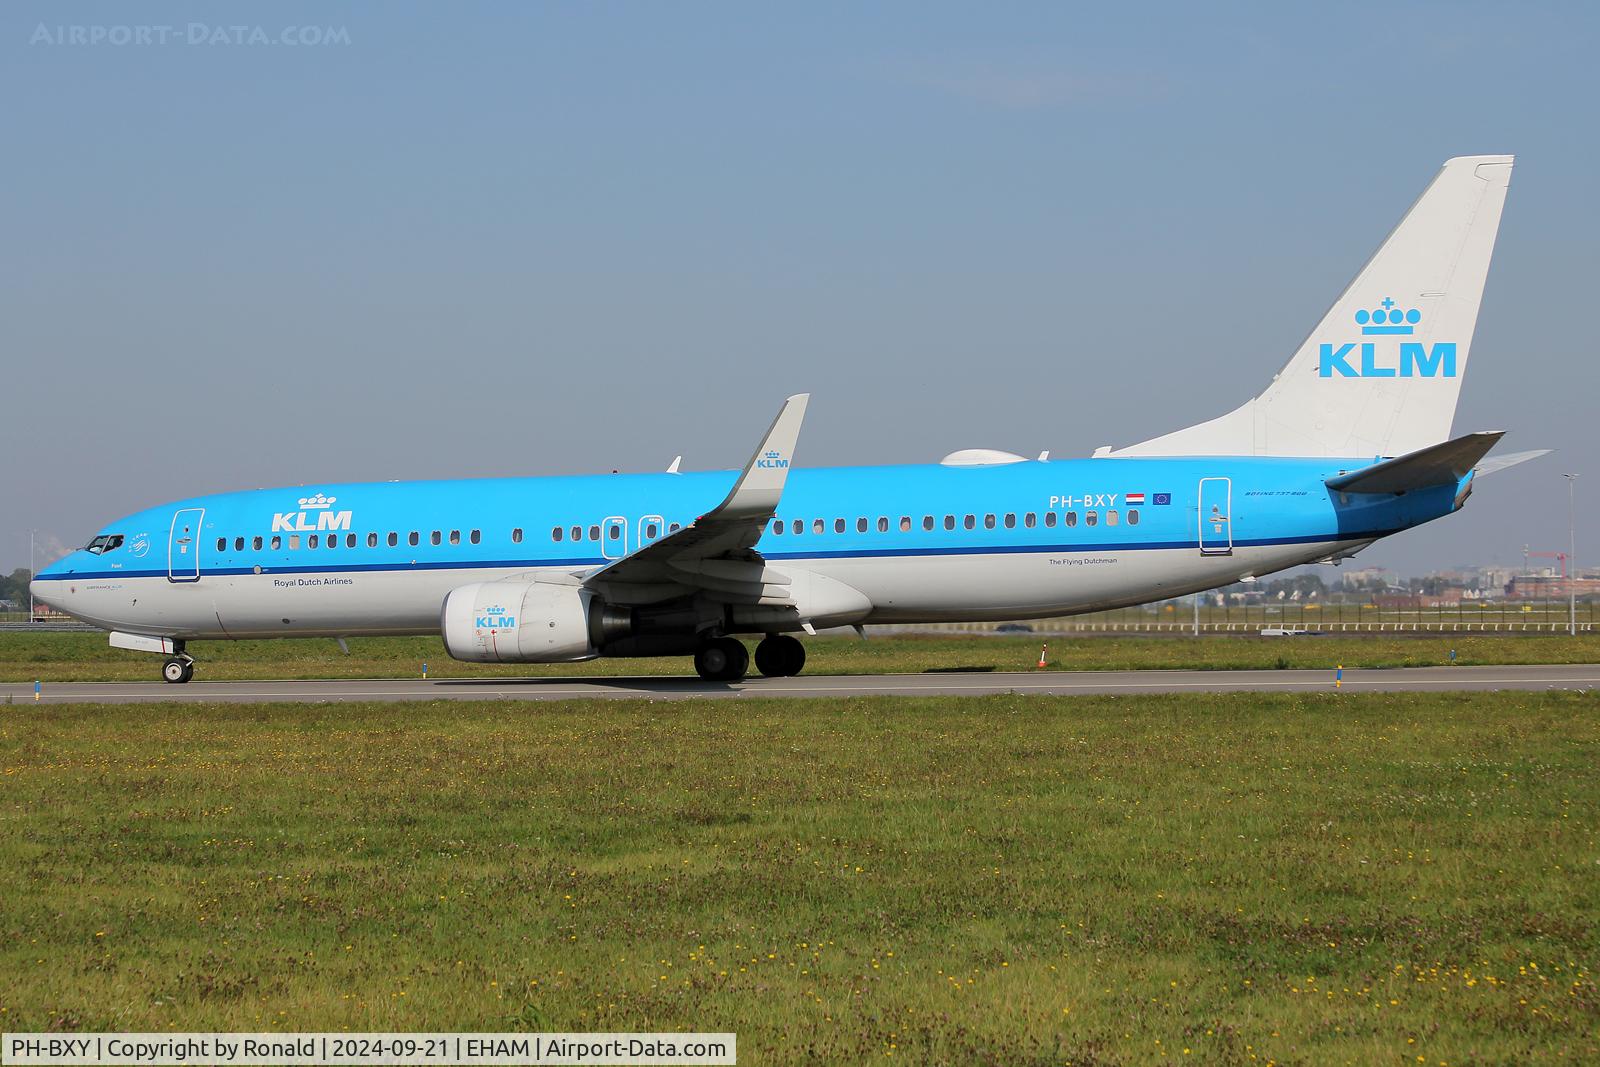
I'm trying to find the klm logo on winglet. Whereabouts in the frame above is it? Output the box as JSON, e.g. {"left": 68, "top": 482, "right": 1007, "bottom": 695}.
{"left": 1319, "top": 298, "right": 1456, "bottom": 378}
{"left": 476, "top": 605, "right": 515, "bottom": 629}
{"left": 756, "top": 450, "right": 789, "bottom": 470}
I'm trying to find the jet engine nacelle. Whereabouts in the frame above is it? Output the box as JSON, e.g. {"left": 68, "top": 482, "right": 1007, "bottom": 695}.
{"left": 441, "top": 581, "right": 626, "bottom": 663}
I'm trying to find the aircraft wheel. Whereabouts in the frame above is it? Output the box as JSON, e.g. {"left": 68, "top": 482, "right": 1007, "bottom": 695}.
{"left": 162, "top": 658, "right": 194, "bottom": 684}
{"left": 694, "top": 638, "right": 749, "bottom": 682}
{"left": 755, "top": 635, "right": 806, "bottom": 677}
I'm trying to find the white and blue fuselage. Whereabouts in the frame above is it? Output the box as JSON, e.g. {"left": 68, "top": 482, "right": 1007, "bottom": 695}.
{"left": 32, "top": 456, "right": 1456, "bottom": 639}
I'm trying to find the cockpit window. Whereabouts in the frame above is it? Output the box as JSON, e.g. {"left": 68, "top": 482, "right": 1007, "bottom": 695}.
{"left": 84, "top": 534, "right": 124, "bottom": 555}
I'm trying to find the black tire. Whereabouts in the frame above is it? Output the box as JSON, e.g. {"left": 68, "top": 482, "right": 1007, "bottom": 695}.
{"left": 694, "top": 638, "right": 749, "bottom": 682}
{"left": 755, "top": 635, "right": 806, "bottom": 677}
{"left": 162, "top": 658, "right": 191, "bottom": 684}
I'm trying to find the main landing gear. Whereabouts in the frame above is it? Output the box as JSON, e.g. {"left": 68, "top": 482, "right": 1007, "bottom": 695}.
{"left": 754, "top": 634, "right": 806, "bottom": 678}
{"left": 691, "top": 635, "right": 808, "bottom": 682}
{"left": 161, "top": 655, "right": 195, "bottom": 684}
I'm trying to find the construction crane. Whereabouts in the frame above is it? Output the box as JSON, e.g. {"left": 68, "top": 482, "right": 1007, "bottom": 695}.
{"left": 1523, "top": 545, "right": 1568, "bottom": 578}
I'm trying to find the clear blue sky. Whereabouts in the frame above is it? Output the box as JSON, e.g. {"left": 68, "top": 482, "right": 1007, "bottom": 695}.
{"left": 4, "top": 2, "right": 1596, "bottom": 578}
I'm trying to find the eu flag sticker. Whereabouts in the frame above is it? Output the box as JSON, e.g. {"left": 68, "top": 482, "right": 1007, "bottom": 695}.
{"left": 1152, "top": 492, "right": 1172, "bottom": 505}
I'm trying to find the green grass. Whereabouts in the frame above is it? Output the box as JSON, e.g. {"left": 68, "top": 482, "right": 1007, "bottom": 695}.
{"left": 0, "top": 631, "right": 1596, "bottom": 683}
{"left": 1, "top": 693, "right": 1595, "bottom": 1064}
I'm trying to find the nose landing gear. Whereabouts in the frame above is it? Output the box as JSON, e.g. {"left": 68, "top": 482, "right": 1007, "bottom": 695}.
{"left": 161, "top": 656, "right": 195, "bottom": 684}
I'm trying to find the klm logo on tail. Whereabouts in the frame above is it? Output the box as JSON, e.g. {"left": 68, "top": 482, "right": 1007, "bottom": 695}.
{"left": 756, "top": 450, "right": 789, "bottom": 469}
{"left": 1319, "top": 299, "right": 1456, "bottom": 378}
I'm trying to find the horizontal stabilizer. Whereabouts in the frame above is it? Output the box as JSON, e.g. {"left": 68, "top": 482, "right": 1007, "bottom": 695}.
{"left": 1326, "top": 431, "right": 1504, "bottom": 494}
{"left": 1474, "top": 448, "right": 1550, "bottom": 476}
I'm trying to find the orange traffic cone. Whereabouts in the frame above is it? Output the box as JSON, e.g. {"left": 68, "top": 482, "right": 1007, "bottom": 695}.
{"left": 1036, "top": 644, "right": 1049, "bottom": 669}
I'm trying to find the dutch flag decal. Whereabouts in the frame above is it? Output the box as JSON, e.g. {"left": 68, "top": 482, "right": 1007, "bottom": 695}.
{"left": 1125, "top": 493, "right": 1146, "bottom": 506}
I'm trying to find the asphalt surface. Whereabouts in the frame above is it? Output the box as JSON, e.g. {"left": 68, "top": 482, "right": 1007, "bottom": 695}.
{"left": 3, "top": 664, "right": 1597, "bottom": 703}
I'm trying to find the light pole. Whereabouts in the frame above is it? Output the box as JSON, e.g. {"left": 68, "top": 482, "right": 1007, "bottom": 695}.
{"left": 29, "top": 529, "right": 36, "bottom": 622}
{"left": 1565, "top": 474, "right": 1579, "bottom": 636}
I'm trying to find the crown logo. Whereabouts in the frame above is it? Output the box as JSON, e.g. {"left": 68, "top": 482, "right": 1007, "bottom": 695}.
{"left": 1355, "top": 297, "right": 1421, "bottom": 336}
{"left": 484, "top": 605, "right": 505, "bottom": 615}
{"left": 764, "top": 450, "right": 781, "bottom": 459}
{"left": 298, "top": 492, "right": 337, "bottom": 510}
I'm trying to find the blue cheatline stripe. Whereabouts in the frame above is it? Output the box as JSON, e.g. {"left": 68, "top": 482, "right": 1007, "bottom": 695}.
{"left": 31, "top": 528, "right": 1393, "bottom": 584}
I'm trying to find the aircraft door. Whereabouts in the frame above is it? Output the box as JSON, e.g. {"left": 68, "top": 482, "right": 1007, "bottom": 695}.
{"left": 601, "top": 516, "right": 628, "bottom": 560}
{"left": 637, "top": 514, "right": 664, "bottom": 548}
{"left": 1198, "top": 478, "right": 1232, "bottom": 556}
{"left": 168, "top": 508, "right": 205, "bottom": 582}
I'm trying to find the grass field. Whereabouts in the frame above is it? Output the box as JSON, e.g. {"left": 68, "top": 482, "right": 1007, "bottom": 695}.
{"left": 0, "top": 631, "right": 1597, "bottom": 683}
{"left": 1, "top": 693, "right": 1595, "bottom": 1063}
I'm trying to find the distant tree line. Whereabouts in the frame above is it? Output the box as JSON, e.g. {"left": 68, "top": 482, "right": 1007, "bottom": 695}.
{"left": 0, "top": 568, "right": 33, "bottom": 609}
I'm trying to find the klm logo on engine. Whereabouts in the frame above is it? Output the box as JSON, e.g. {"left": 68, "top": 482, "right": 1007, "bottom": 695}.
{"left": 476, "top": 605, "right": 515, "bottom": 629}
{"left": 1319, "top": 298, "right": 1456, "bottom": 378}
{"left": 271, "top": 492, "right": 354, "bottom": 533}
{"left": 756, "top": 449, "right": 789, "bottom": 470}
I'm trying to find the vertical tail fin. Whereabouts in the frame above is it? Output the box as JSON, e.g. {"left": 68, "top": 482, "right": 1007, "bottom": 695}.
{"left": 1112, "top": 155, "right": 1513, "bottom": 458}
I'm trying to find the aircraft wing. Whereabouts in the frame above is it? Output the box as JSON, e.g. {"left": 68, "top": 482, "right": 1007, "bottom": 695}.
{"left": 580, "top": 394, "right": 808, "bottom": 602}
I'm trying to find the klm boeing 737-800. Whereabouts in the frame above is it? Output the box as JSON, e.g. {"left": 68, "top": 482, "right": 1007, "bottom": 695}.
{"left": 34, "top": 155, "right": 1542, "bottom": 683}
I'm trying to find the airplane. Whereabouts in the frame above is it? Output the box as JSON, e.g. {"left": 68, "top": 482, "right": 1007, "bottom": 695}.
{"left": 33, "top": 155, "right": 1543, "bottom": 684}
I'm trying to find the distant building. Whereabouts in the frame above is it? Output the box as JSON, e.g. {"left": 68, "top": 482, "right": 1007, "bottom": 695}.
{"left": 1505, "top": 575, "right": 1600, "bottom": 600}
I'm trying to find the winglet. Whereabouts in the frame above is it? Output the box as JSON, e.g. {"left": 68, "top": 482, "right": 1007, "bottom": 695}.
{"left": 709, "top": 394, "right": 809, "bottom": 519}
{"left": 666, "top": 455, "right": 682, "bottom": 474}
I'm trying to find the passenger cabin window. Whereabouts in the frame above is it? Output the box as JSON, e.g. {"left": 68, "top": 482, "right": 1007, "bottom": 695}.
{"left": 608, "top": 523, "right": 621, "bottom": 540}
{"left": 984, "top": 514, "right": 996, "bottom": 530}
{"left": 1003, "top": 513, "right": 1016, "bottom": 529}
{"left": 945, "top": 515, "right": 956, "bottom": 530}
{"left": 234, "top": 537, "right": 245, "bottom": 551}
{"left": 669, "top": 522, "right": 682, "bottom": 533}
{"left": 1106, "top": 509, "right": 1119, "bottom": 526}
{"left": 900, "top": 516, "right": 912, "bottom": 532}
{"left": 964, "top": 515, "right": 975, "bottom": 530}
{"left": 923, "top": 515, "right": 935, "bottom": 531}
{"left": 510, "top": 528, "right": 522, "bottom": 544}
{"left": 1024, "top": 513, "right": 1036, "bottom": 528}
{"left": 878, "top": 517, "right": 889, "bottom": 533}
{"left": 431, "top": 531, "right": 442, "bottom": 546}
{"left": 346, "top": 533, "right": 357, "bottom": 547}
{"left": 449, "top": 530, "right": 461, "bottom": 545}
{"left": 813, "top": 518, "right": 824, "bottom": 534}
{"left": 837, "top": 518, "right": 848, "bottom": 533}
{"left": 470, "top": 529, "right": 480, "bottom": 545}
{"left": 329, "top": 535, "right": 338, "bottom": 550}
{"left": 588, "top": 525, "right": 600, "bottom": 542}
{"left": 645, "top": 523, "right": 657, "bottom": 539}
{"left": 216, "top": 537, "right": 226, "bottom": 552}
{"left": 552, "top": 527, "right": 563, "bottom": 542}
{"left": 409, "top": 532, "right": 419, "bottom": 546}
{"left": 792, "top": 519, "right": 803, "bottom": 535}
{"left": 771, "top": 520, "right": 783, "bottom": 535}
{"left": 271, "top": 536, "right": 282, "bottom": 550}
{"left": 253, "top": 536, "right": 263, "bottom": 551}
{"left": 855, "top": 518, "right": 867, "bottom": 533}
{"left": 1086, "top": 511, "right": 1098, "bottom": 527}
{"left": 388, "top": 532, "right": 398, "bottom": 547}
{"left": 309, "top": 534, "right": 320, "bottom": 548}
{"left": 289, "top": 534, "right": 300, "bottom": 550}
{"left": 1064, "top": 512, "right": 1077, "bottom": 527}
{"left": 1128, "top": 509, "right": 1140, "bottom": 525}
{"left": 368, "top": 533, "right": 378, "bottom": 548}
{"left": 572, "top": 526, "right": 583, "bottom": 542}
{"left": 1044, "top": 512, "right": 1056, "bottom": 528}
